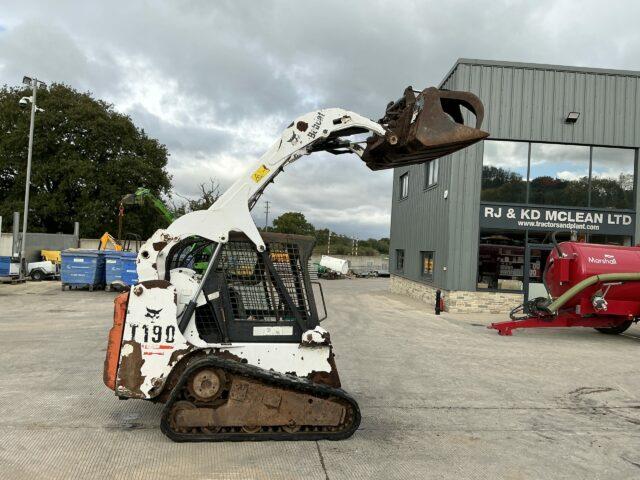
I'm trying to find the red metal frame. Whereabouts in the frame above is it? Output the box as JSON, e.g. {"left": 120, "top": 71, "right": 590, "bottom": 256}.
{"left": 489, "top": 311, "right": 633, "bottom": 336}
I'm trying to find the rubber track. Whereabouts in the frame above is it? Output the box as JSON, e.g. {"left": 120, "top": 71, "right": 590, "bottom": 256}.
{"left": 160, "top": 356, "right": 361, "bottom": 442}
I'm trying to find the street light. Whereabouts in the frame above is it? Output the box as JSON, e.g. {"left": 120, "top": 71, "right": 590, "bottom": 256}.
{"left": 18, "top": 75, "right": 46, "bottom": 281}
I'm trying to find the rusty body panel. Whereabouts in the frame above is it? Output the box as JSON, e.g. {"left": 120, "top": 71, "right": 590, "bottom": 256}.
{"left": 308, "top": 351, "right": 341, "bottom": 388}
{"left": 362, "top": 86, "right": 489, "bottom": 170}
{"left": 116, "top": 340, "right": 146, "bottom": 397}
{"left": 103, "top": 292, "right": 129, "bottom": 390}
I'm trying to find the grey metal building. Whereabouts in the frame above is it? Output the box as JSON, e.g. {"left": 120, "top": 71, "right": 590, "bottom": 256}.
{"left": 389, "top": 59, "right": 640, "bottom": 312}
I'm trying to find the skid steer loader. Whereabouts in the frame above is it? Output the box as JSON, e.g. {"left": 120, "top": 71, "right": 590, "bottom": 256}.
{"left": 103, "top": 86, "right": 488, "bottom": 442}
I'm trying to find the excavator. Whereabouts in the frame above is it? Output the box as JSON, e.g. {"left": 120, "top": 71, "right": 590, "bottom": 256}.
{"left": 119, "top": 187, "right": 211, "bottom": 273}
{"left": 98, "top": 190, "right": 173, "bottom": 254}
{"left": 117, "top": 187, "right": 175, "bottom": 245}
{"left": 98, "top": 232, "right": 123, "bottom": 251}
{"left": 120, "top": 187, "right": 175, "bottom": 225}
{"left": 103, "top": 86, "right": 489, "bottom": 442}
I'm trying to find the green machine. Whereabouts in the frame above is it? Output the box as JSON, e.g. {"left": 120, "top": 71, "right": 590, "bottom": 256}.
{"left": 120, "top": 188, "right": 210, "bottom": 273}
{"left": 121, "top": 187, "right": 175, "bottom": 223}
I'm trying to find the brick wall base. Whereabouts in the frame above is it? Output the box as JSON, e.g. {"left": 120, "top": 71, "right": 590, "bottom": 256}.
{"left": 389, "top": 275, "right": 521, "bottom": 314}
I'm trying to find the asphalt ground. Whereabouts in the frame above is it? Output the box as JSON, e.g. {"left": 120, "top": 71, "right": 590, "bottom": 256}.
{"left": 1, "top": 278, "right": 640, "bottom": 479}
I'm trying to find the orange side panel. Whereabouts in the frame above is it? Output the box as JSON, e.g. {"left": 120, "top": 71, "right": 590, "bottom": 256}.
{"left": 103, "top": 292, "right": 129, "bottom": 390}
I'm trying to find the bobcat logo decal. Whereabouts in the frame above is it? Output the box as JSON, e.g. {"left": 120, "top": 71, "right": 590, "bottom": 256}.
{"left": 286, "top": 131, "right": 300, "bottom": 146}
{"left": 145, "top": 307, "right": 163, "bottom": 321}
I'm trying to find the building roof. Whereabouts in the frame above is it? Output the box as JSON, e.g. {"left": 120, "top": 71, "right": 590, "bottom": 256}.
{"left": 440, "top": 58, "right": 640, "bottom": 88}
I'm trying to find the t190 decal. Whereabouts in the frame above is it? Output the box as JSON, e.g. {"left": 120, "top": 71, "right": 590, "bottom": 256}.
{"left": 130, "top": 324, "right": 176, "bottom": 343}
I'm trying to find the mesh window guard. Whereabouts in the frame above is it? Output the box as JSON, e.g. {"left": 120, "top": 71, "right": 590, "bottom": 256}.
{"left": 218, "top": 240, "right": 311, "bottom": 322}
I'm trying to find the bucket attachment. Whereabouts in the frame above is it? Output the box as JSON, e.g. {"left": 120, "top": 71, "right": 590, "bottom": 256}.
{"left": 362, "top": 86, "right": 489, "bottom": 171}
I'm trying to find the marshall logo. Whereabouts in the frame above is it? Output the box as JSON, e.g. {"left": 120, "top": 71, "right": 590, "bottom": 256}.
{"left": 145, "top": 307, "right": 163, "bottom": 320}
{"left": 587, "top": 254, "right": 617, "bottom": 265}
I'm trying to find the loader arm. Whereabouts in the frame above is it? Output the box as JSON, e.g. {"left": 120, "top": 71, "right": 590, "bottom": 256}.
{"left": 165, "top": 109, "right": 387, "bottom": 253}
{"left": 136, "top": 86, "right": 488, "bottom": 282}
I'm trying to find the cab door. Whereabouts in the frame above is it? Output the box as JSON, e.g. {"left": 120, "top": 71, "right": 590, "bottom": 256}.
{"left": 199, "top": 238, "right": 319, "bottom": 343}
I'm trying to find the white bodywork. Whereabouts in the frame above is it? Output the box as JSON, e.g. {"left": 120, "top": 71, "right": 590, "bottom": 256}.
{"left": 115, "top": 108, "right": 387, "bottom": 399}
{"left": 27, "top": 260, "right": 58, "bottom": 277}
{"left": 116, "top": 282, "right": 334, "bottom": 399}
{"left": 320, "top": 255, "right": 350, "bottom": 275}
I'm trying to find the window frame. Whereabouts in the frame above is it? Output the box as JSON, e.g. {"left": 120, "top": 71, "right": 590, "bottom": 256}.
{"left": 421, "top": 251, "right": 435, "bottom": 281}
{"left": 480, "top": 140, "right": 637, "bottom": 210}
{"left": 399, "top": 173, "right": 409, "bottom": 200}
{"left": 424, "top": 158, "right": 439, "bottom": 189}
{"left": 395, "top": 249, "right": 405, "bottom": 272}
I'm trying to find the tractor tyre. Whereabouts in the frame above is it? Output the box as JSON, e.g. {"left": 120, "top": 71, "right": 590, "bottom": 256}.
{"left": 595, "top": 320, "right": 633, "bottom": 335}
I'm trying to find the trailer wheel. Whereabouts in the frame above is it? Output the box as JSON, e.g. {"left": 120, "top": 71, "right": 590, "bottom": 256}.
{"left": 595, "top": 320, "right": 633, "bottom": 335}
{"left": 30, "top": 270, "right": 44, "bottom": 281}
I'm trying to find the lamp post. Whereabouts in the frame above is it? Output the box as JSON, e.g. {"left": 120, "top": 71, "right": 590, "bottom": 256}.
{"left": 19, "top": 75, "right": 46, "bottom": 280}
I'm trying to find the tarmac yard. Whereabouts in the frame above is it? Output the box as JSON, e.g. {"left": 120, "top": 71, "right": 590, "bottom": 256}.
{"left": 2, "top": 279, "right": 640, "bottom": 479}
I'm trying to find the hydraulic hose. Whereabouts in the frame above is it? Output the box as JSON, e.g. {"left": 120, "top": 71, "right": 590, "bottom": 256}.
{"left": 546, "top": 272, "right": 640, "bottom": 313}
{"left": 551, "top": 230, "right": 572, "bottom": 258}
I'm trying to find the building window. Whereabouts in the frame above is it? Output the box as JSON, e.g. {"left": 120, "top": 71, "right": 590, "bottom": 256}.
{"left": 590, "top": 147, "right": 635, "bottom": 209}
{"left": 482, "top": 141, "right": 636, "bottom": 209}
{"left": 476, "top": 230, "right": 527, "bottom": 292}
{"left": 396, "top": 249, "right": 405, "bottom": 271}
{"left": 421, "top": 251, "right": 434, "bottom": 280}
{"left": 481, "top": 141, "right": 528, "bottom": 203}
{"left": 399, "top": 173, "right": 409, "bottom": 199}
{"left": 528, "top": 143, "right": 590, "bottom": 207}
{"left": 425, "top": 159, "right": 439, "bottom": 188}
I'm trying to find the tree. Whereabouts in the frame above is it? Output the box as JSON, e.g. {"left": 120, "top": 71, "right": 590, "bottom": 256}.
{"left": 0, "top": 83, "right": 171, "bottom": 238}
{"left": 313, "top": 228, "right": 389, "bottom": 256}
{"left": 168, "top": 179, "right": 221, "bottom": 217}
{"left": 481, "top": 165, "right": 526, "bottom": 202}
{"left": 272, "top": 212, "right": 315, "bottom": 235}
{"left": 271, "top": 213, "right": 388, "bottom": 255}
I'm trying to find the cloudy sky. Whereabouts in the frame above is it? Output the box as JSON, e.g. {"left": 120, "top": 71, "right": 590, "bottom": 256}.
{"left": 1, "top": 1, "right": 639, "bottom": 238}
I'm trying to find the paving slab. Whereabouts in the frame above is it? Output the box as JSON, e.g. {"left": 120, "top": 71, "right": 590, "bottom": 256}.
{"left": 1, "top": 279, "right": 640, "bottom": 479}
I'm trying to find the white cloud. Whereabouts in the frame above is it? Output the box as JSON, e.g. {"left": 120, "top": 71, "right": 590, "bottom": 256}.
{"left": 2, "top": 0, "right": 640, "bottom": 237}
{"left": 556, "top": 170, "right": 583, "bottom": 181}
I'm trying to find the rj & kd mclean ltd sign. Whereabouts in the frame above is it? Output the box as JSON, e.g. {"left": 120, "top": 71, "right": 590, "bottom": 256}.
{"left": 480, "top": 203, "right": 635, "bottom": 236}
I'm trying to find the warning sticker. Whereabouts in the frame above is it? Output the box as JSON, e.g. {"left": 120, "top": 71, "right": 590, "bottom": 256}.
{"left": 251, "top": 164, "right": 270, "bottom": 183}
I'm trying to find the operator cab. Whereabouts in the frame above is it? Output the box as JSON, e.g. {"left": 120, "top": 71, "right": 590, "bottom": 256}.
{"left": 166, "top": 232, "right": 323, "bottom": 344}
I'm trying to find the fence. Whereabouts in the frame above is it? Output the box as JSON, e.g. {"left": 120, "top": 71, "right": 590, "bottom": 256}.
{"left": 0, "top": 232, "right": 79, "bottom": 261}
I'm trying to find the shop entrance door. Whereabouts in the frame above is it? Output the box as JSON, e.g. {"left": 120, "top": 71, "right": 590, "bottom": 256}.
{"left": 523, "top": 243, "right": 553, "bottom": 303}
